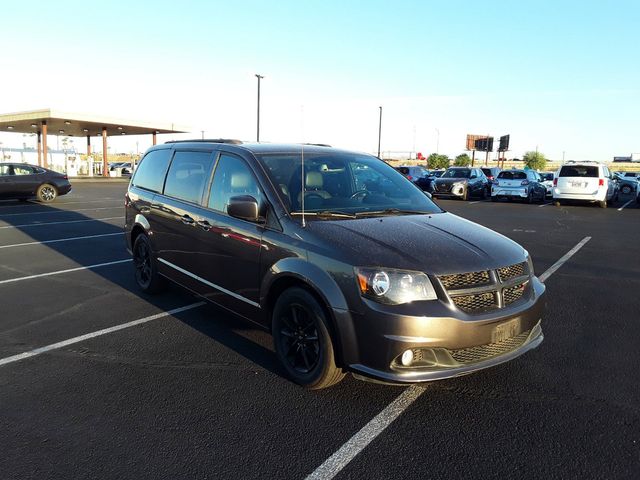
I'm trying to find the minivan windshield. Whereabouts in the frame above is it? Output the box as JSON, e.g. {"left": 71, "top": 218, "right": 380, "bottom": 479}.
{"left": 257, "top": 152, "right": 442, "bottom": 218}
{"left": 441, "top": 168, "right": 471, "bottom": 179}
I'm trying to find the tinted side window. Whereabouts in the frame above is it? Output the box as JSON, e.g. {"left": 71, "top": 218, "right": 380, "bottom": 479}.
{"left": 13, "top": 166, "right": 34, "bottom": 175}
{"left": 208, "top": 154, "right": 262, "bottom": 213}
{"left": 164, "top": 151, "right": 214, "bottom": 204}
{"left": 132, "top": 149, "right": 173, "bottom": 193}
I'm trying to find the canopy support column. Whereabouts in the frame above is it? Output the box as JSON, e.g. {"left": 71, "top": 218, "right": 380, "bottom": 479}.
{"left": 152, "top": 132, "right": 157, "bottom": 145}
{"left": 37, "top": 131, "right": 42, "bottom": 167}
{"left": 41, "top": 121, "right": 48, "bottom": 169}
{"left": 102, "top": 127, "right": 108, "bottom": 177}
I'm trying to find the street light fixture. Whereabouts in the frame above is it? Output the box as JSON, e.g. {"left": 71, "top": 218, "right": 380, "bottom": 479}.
{"left": 377, "top": 106, "right": 382, "bottom": 158}
{"left": 255, "top": 74, "right": 264, "bottom": 142}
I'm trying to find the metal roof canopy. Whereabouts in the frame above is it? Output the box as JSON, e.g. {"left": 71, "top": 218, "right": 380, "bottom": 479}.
{"left": 0, "top": 108, "right": 189, "bottom": 176}
{"left": 0, "top": 108, "right": 188, "bottom": 137}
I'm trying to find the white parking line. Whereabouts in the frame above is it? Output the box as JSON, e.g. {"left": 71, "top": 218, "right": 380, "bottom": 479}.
{"left": 0, "top": 216, "right": 124, "bottom": 230}
{"left": 538, "top": 236, "right": 591, "bottom": 282}
{"left": 305, "top": 237, "right": 592, "bottom": 480}
{"left": 0, "top": 232, "right": 122, "bottom": 250}
{"left": 617, "top": 200, "right": 634, "bottom": 211}
{"left": 539, "top": 202, "right": 552, "bottom": 207}
{"left": 0, "top": 302, "right": 206, "bottom": 367}
{"left": 22, "top": 198, "right": 120, "bottom": 206}
{"left": 0, "top": 206, "right": 121, "bottom": 217}
{"left": 0, "top": 259, "right": 132, "bottom": 285}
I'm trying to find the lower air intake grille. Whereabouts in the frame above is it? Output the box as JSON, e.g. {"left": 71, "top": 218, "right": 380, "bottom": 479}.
{"left": 449, "top": 330, "right": 531, "bottom": 364}
{"left": 451, "top": 292, "right": 496, "bottom": 313}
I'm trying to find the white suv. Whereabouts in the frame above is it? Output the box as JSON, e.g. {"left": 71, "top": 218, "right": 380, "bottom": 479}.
{"left": 553, "top": 161, "right": 617, "bottom": 208}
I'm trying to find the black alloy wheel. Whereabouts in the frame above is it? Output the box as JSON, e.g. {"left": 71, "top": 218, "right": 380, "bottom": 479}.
{"left": 132, "top": 234, "right": 164, "bottom": 293}
{"left": 621, "top": 185, "right": 632, "bottom": 195}
{"left": 272, "top": 287, "right": 344, "bottom": 389}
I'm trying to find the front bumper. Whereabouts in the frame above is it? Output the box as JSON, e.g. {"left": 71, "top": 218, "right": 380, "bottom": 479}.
{"left": 345, "top": 277, "right": 546, "bottom": 384}
{"left": 433, "top": 184, "right": 466, "bottom": 198}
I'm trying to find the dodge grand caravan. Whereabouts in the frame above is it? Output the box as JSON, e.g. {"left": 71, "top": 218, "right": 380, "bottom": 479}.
{"left": 125, "top": 141, "right": 545, "bottom": 389}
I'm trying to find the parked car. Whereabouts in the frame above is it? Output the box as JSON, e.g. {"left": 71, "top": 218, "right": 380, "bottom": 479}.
{"left": 539, "top": 172, "right": 554, "bottom": 196}
{"left": 110, "top": 162, "right": 133, "bottom": 176}
{"left": 481, "top": 167, "right": 502, "bottom": 195}
{"left": 491, "top": 170, "right": 547, "bottom": 203}
{"left": 395, "top": 165, "right": 432, "bottom": 191}
{"left": 0, "top": 163, "right": 71, "bottom": 202}
{"left": 432, "top": 167, "right": 489, "bottom": 200}
{"left": 613, "top": 173, "right": 638, "bottom": 195}
{"left": 428, "top": 169, "right": 445, "bottom": 178}
{"left": 553, "top": 161, "right": 617, "bottom": 208}
{"left": 125, "top": 140, "right": 545, "bottom": 389}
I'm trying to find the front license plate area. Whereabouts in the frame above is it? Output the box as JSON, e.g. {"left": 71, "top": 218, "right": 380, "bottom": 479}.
{"left": 492, "top": 318, "right": 521, "bottom": 343}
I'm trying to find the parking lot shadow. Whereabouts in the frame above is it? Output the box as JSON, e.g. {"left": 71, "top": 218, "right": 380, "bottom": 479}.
{"left": 0, "top": 199, "right": 283, "bottom": 378}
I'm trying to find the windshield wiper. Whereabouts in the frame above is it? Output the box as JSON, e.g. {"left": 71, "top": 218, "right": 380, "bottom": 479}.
{"left": 290, "top": 210, "right": 357, "bottom": 219}
{"left": 355, "top": 208, "right": 430, "bottom": 217}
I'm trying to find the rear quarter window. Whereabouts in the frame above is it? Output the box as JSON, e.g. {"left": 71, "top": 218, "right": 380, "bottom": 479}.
{"left": 131, "top": 149, "right": 173, "bottom": 193}
{"left": 164, "top": 151, "right": 214, "bottom": 204}
{"left": 559, "top": 166, "right": 598, "bottom": 177}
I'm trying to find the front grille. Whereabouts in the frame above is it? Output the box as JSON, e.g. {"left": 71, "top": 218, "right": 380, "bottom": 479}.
{"left": 504, "top": 282, "right": 527, "bottom": 305}
{"left": 497, "top": 262, "right": 527, "bottom": 282}
{"left": 448, "top": 330, "right": 531, "bottom": 364}
{"left": 439, "top": 270, "right": 491, "bottom": 290}
{"left": 438, "top": 261, "right": 531, "bottom": 314}
{"left": 436, "top": 183, "right": 452, "bottom": 193}
{"left": 451, "top": 292, "right": 496, "bottom": 313}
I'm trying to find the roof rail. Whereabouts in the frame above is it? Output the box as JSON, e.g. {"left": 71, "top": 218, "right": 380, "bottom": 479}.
{"left": 302, "top": 143, "right": 331, "bottom": 147}
{"left": 165, "top": 139, "right": 243, "bottom": 145}
{"left": 562, "top": 160, "right": 600, "bottom": 164}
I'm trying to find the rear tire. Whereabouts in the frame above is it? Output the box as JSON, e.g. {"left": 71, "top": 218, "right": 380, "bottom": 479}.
{"left": 491, "top": 196, "right": 498, "bottom": 202}
{"left": 621, "top": 185, "right": 631, "bottom": 195}
{"left": 599, "top": 200, "right": 607, "bottom": 208}
{"left": 554, "top": 200, "right": 562, "bottom": 207}
{"left": 36, "top": 184, "right": 57, "bottom": 203}
{"left": 462, "top": 188, "right": 468, "bottom": 201}
{"left": 132, "top": 234, "right": 165, "bottom": 294}
{"left": 272, "top": 287, "right": 345, "bottom": 389}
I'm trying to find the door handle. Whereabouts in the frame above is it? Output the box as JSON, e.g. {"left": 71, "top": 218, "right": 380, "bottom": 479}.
{"left": 197, "top": 220, "right": 212, "bottom": 231}
{"left": 181, "top": 214, "right": 195, "bottom": 225}
{"left": 140, "top": 207, "right": 151, "bottom": 213}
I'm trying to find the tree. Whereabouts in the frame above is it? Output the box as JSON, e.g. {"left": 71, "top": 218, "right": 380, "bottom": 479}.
{"left": 427, "top": 153, "right": 450, "bottom": 170}
{"left": 454, "top": 153, "right": 471, "bottom": 166}
{"left": 523, "top": 151, "right": 547, "bottom": 171}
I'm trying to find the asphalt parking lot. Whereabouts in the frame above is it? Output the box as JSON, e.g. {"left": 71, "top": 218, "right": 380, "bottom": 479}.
{"left": 1, "top": 182, "right": 639, "bottom": 479}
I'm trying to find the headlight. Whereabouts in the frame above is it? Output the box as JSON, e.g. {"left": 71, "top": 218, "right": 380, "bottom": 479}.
{"left": 524, "top": 250, "right": 535, "bottom": 275}
{"left": 453, "top": 181, "right": 466, "bottom": 188}
{"left": 355, "top": 267, "right": 438, "bottom": 305}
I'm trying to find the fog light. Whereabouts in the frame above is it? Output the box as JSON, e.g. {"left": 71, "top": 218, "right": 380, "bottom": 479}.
{"left": 401, "top": 349, "right": 414, "bottom": 366}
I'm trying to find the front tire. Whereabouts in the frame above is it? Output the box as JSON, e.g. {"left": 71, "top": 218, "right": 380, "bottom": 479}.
{"left": 132, "top": 234, "right": 165, "bottom": 294}
{"left": 599, "top": 200, "right": 607, "bottom": 208}
{"left": 272, "top": 287, "right": 345, "bottom": 389}
{"left": 37, "top": 184, "right": 57, "bottom": 202}
{"left": 621, "top": 185, "right": 632, "bottom": 195}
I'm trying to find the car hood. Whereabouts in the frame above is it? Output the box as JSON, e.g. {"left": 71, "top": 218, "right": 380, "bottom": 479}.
{"left": 306, "top": 212, "right": 527, "bottom": 275}
{"left": 435, "top": 177, "right": 468, "bottom": 184}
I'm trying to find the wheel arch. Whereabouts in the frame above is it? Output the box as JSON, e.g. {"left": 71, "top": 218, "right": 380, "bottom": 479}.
{"left": 261, "top": 258, "right": 357, "bottom": 368}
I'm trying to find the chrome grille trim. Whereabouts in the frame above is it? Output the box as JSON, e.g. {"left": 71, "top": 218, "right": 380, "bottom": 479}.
{"left": 504, "top": 282, "right": 527, "bottom": 305}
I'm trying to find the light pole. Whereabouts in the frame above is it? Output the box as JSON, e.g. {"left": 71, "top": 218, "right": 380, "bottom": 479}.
{"left": 255, "top": 74, "right": 264, "bottom": 142}
{"left": 377, "top": 106, "right": 382, "bottom": 158}
{"left": 435, "top": 128, "right": 440, "bottom": 154}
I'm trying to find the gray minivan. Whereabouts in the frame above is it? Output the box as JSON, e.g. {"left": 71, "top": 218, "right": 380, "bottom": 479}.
{"left": 125, "top": 140, "right": 545, "bottom": 389}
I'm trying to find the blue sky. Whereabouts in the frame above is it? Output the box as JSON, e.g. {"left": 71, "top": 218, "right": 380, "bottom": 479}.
{"left": 1, "top": 0, "right": 638, "bottom": 160}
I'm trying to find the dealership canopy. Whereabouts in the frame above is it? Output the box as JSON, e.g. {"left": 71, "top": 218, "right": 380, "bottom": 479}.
{"left": 0, "top": 109, "right": 189, "bottom": 175}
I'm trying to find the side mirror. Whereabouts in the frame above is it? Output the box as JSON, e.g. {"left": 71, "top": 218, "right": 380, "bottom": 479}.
{"left": 227, "top": 195, "right": 260, "bottom": 222}
{"left": 424, "top": 191, "right": 433, "bottom": 199}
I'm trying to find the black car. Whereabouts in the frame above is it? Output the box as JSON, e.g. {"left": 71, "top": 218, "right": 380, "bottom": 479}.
{"left": 394, "top": 165, "right": 432, "bottom": 191}
{"left": 0, "top": 163, "right": 71, "bottom": 202}
{"left": 432, "top": 167, "right": 489, "bottom": 200}
{"left": 125, "top": 141, "right": 545, "bottom": 389}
